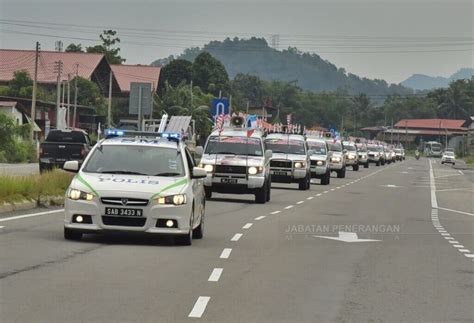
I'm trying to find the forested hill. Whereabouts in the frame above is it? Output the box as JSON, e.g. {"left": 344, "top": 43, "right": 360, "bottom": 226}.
{"left": 152, "top": 37, "right": 412, "bottom": 96}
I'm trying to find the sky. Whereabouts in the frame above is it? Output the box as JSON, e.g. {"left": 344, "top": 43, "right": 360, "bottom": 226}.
{"left": 0, "top": 0, "right": 472, "bottom": 84}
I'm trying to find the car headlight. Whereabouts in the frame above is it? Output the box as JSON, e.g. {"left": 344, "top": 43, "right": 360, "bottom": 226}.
{"left": 331, "top": 157, "right": 341, "bottom": 162}
{"left": 67, "top": 188, "right": 94, "bottom": 201}
{"left": 317, "top": 160, "right": 324, "bottom": 166}
{"left": 248, "top": 166, "right": 264, "bottom": 175}
{"left": 199, "top": 164, "right": 214, "bottom": 173}
{"left": 157, "top": 194, "right": 187, "bottom": 205}
{"left": 348, "top": 154, "right": 356, "bottom": 159}
{"left": 294, "top": 161, "right": 306, "bottom": 168}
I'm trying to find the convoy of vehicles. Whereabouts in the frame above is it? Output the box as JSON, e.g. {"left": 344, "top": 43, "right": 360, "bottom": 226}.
{"left": 53, "top": 117, "right": 419, "bottom": 246}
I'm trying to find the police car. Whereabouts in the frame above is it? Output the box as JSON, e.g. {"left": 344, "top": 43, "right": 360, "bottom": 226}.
{"left": 356, "top": 143, "right": 369, "bottom": 168}
{"left": 62, "top": 129, "right": 207, "bottom": 246}
{"left": 198, "top": 119, "right": 272, "bottom": 203}
{"left": 367, "top": 144, "right": 383, "bottom": 166}
{"left": 265, "top": 133, "right": 311, "bottom": 190}
{"left": 306, "top": 138, "right": 331, "bottom": 185}
{"left": 342, "top": 141, "right": 359, "bottom": 171}
{"left": 327, "top": 140, "right": 346, "bottom": 178}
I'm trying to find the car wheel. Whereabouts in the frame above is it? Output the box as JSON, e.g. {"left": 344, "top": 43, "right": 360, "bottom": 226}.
{"left": 177, "top": 211, "right": 193, "bottom": 245}
{"left": 193, "top": 210, "right": 204, "bottom": 240}
{"left": 266, "top": 178, "right": 271, "bottom": 202}
{"left": 255, "top": 182, "right": 267, "bottom": 204}
{"left": 353, "top": 164, "right": 359, "bottom": 171}
{"left": 299, "top": 174, "right": 309, "bottom": 190}
{"left": 376, "top": 161, "right": 380, "bottom": 166}
{"left": 64, "top": 227, "right": 82, "bottom": 241}
{"left": 321, "top": 170, "right": 330, "bottom": 185}
{"left": 364, "top": 162, "right": 369, "bottom": 168}
{"left": 204, "top": 187, "right": 212, "bottom": 199}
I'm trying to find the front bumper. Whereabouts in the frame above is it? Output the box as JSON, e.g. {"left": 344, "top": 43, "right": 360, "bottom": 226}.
{"left": 64, "top": 198, "right": 192, "bottom": 235}
{"left": 345, "top": 157, "right": 358, "bottom": 166}
{"left": 270, "top": 168, "right": 307, "bottom": 183}
{"left": 204, "top": 173, "right": 265, "bottom": 191}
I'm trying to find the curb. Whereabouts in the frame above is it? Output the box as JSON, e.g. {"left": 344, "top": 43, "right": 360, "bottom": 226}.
{"left": 0, "top": 196, "right": 64, "bottom": 214}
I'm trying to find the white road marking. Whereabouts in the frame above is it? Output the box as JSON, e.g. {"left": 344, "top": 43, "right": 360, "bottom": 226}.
{"left": 188, "top": 296, "right": 211, "bottom": 318}
{"left": 449, "top": 241, "right": 460, "bottom": 244}
{"left": 453, "top": 245, "right": 464, "bottom": 248}
{"left": 296, "top": 201, "right": 304, "bottom": 204}
{"left": 458, "top": 170, "right": 464, "bottom": 175}
{"left": 0, "top": 209, "right": 64, "bottom": 222}
{"left": 231, "top": 233, "right": 243, "bottom": 241}
{"left": 208, "top": 268, "right": 223, "bottom": 282}
{"left": 219, "top": 248, "right": 232, "bottom": 259}
{"left": 330, "top": 189, "right": 335, "bottom": 191}
{"left": 465, "top": 254, "right": 474, "bottom": 258}
{"left": 437, "top": 207, "right": 474, "bottom": 217}
{"left": 441, "top": 233, "right": 450, "bottom": 236}
{"left": 323, "top": 191, "right": 328, "bottom": 194}
{"left": 316, "top": 194, "right": 322, "bottom": 197}
{"left": 242, "top": 223, "right": 253, "bottom": 229}
{"left": 436, "top": 188, "right": 474, "bottom": 192}
{"left": 458, "top": 249, "right": 470, "bottom": 253}
{"left": 307, "top": 197, "right": 314, "bottom": 200}
{"left": 284, "top": 205, "right": 294, "bottom": 209}
{"left": 255, "top": 215, "right": 266, "bottom": 220}
{"left": 445, "top": 237, "right": 454, "bottom": 240}
{"left": 270, "top": 211, "right": 280, "bottom": 215}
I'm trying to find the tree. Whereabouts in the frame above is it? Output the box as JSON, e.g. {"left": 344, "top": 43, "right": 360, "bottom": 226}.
{"left": 70, "top": 76, "right": 106, "bottom": 113}
{"left": 9, "top": 70, "right": 32, "bottom": 97}
{"left": 158, "top": 59, "right": 193, "bottom": 93}
{"left": 231, "top": 74, "right": 265, "bottom": 106}
{"left": 437, "top": 79, "right": 472, "bottom": 119}
{"left": 65, "top": 43, "right": 84, "bottom": 52}
{"left": 86, "top": 30, "right": 125, "bottom": 64}
{"left": 192, "top": 52, "right": 229, "bottom": 96}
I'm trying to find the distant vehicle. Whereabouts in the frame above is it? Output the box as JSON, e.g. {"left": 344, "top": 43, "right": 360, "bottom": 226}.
{"left": 327, "top": 140, "right": 346, "bottom": 178}
{"left": 39, "top": 129, "right": 93, "bottom": 173}
{"left": 424, "top": 141, "right": 442, "bottom": 157}
{"left": 356, "top": 143, "right": 369, "bottom": 168}
{"left": 342, "top": 141, "right": 359, "bottom": 171}
{"left": 265, "top": 133, "right": 311, "bottom": 190}
{"left": 394, "top": 148, "right": 403, "bottom": 161}
{"left": 62, "top": 129, "right": 207, "bottom": 246}
{"left": 306, "top": 138, "right": 331, "bottom": 185}
{"left": 441, "top": 151, "right": 456, "bottom": 165}
{"left": 367, "top": 144, "right": 383, "bottom": 166}
{"left": 199, "top": 122, "right": 272, "bottom": 203}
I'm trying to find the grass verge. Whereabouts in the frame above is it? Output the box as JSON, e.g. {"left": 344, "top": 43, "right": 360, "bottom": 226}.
{"left": 0, "top": 170, "right": 74, "bottom": 204}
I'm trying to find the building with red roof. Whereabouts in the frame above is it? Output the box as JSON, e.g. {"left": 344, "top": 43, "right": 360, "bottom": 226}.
{"left": 110, "top": 64, "right": 161, "bottom": 95}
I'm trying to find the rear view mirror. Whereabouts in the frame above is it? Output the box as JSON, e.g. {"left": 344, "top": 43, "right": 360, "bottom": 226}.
{"left": 192, "top": 167, "right": 207, "bottom": 179}
{"left": 63, "top": 160, "right": 79, "bottom": 173}
{"left": 265, "top": 149, "right": 273, "bottom": 159}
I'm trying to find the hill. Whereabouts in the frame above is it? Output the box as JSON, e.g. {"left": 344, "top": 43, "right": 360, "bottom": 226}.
{"left": 152, "top": 37, "right": 412, "bottom": 97}
{"left": 401, "top": 68, "right": 474, "bottom": 91}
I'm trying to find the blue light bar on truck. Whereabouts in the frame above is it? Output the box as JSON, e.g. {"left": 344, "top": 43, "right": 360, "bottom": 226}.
{"left": 105, "top": 129, "right": 181, "bottom": 141}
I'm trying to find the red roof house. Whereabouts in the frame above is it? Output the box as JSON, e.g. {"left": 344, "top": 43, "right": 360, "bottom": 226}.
{"left": 110, "top": 64, "right": 161, "bottom": 94}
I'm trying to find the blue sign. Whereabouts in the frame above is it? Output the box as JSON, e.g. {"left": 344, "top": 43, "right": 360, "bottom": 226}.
{"left": 211, "top": 99, "right": 230, "bottom": 119}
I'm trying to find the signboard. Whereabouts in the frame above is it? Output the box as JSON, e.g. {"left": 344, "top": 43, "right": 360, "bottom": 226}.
{"left": 211, "top": 98, "right": 230, "bottom": 119}
{"left": 129, "top": 82, "right": 152, "bottom": 115}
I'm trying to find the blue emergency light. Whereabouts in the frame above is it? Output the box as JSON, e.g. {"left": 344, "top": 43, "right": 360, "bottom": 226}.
{"left": 105, "top": 129, "right": 181, "bottom": 141}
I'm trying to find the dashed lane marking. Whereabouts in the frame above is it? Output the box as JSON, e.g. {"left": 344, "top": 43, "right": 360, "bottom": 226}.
{"left": 284, "top": 205, "right": 294, "bottom": 209}
{"left": 459, "top": 249, "right": 470, "bottom": 253}
{"left": 255, "top": 215, "right": 266, "bottom": 220}
{"left": 270, "top": 211, "right": 280, "bottom": 215}
{"left": 188, "top": 296, "right": 211, "bottom": 318}
{"left": 307, "top": 197, "right": 314, "bottom": 200}
{"left": 219, "top": 248, "right": 232, "bottom": 259}
{"left": 208, "top": 268, "right": 223, "bottom": 282}
{"left": 458, "top": 170, "right": 464, "bottom": 175}
{"left": 242, "top": 223, "right": 253, "bottom": 229}
{"left": 296, "top": 201, "right": 304, "bottom": 204}
{"left": 437, "top": 207, "right": 474, "bottom": 217}
{"left": 316, "top": 194, "right": 322, "bottom": 197}
{"left": 231, "top": 233, "right": 243, "bottom": 241}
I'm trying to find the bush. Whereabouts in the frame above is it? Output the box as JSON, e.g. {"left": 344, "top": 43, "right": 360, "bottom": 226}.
{"left": 0, "top": 114, "right": 36, "bottom": 163}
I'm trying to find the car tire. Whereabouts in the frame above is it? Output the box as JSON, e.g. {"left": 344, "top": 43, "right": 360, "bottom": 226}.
{"left": 64, "top": 228, "right": 82, "bottom": 241}
{"left": 177, "top": 212, "right": 193, "bottom": 245}
{"left": 255, "top": 183, "right": 267, "bottom": 204}
{"left": 353, "top": 164, "right": 359, "bottom": 171}
{"left": 265, "top": 178, "right": 271, "bottom": 202}
{"left": 321, "top": 170, "right": 330, "bottom": 185}
{"left": 204, "top": 187, "right": 212, "bottom": 199}
{"left": 376, "top": 161, "right": 380, "bottom": 166}
{"left": 364, "top": 162, "right": 369, "bottom": 169}
{"left": 337, "top": 167, "right": 346, "bottom": 178}
{"left": 193, "top": 213, "right": 204, "bottom": 239}
{"left": 299, "top": 173, "right": 309, "bottom": 190}
{"left": 381, "top": 160, "right": 385, "bottom": 166}
{"left": 441, "top": 162, "right": 444, "bottom": 165}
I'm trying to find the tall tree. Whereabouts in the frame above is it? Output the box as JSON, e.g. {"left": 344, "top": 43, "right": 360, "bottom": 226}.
{"left": 192, "top": 52, "right": 229, "bottom": 96}
{"left": 65, "top": 43, "right": 84, "bottom": 52}
{"left": 86, "top": 30, "right": 125, "bottom": 64}
{"left": 158, "top": 59, "right": 193, "bottom": 93}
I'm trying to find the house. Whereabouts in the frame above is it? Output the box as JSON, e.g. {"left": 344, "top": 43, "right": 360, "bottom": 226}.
{"left": 110, "top": 64, "right": 161, "bottom": 95}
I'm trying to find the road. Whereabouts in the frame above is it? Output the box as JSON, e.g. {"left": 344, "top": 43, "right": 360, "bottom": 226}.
{"left": 1, "top": 159, "right": 472, "bottom": 323}
{"left": 0, "top": 163, "right": 39, "bottom": 176}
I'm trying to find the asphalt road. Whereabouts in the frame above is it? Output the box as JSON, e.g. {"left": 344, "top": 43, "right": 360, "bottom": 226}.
{"left": 1, "top": 158, "right": 472, "bottom": 323}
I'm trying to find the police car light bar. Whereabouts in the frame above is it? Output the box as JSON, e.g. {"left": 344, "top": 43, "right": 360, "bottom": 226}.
{"left": 105, "top": 129, "right": 181, "bottom": 141}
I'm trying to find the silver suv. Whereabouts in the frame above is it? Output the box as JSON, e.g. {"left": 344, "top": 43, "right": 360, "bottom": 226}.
{"left": 265, "top": 133, "right": 311, "bottom": 190}
{"left": 306, "top": 138, "right": 331, "bottom": 185}
{"left": 343, "top": 141, "right": 360, "bottom": 171}
{"left": 199, "top": 128, "right": 272, "bottom": 204}
{"left": 327, "top": 140, "right": 346, "bottom": 178}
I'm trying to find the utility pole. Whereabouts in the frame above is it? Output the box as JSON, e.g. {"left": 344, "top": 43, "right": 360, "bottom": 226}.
{"left": 73, "top": 64, "right": 78, "bottom": 127}
{"left": 54, "top": 60, "right": 63, "bottom": 126}
{"left": 390, "top": 118, "right": 393, "bottom": 145}
{"left": 190, "top": 80, "right": 194, "bottom": 111}
{"left": 67, "top": 74, "right": 71, "bottom": 128}
{"left": 107, "top": 71, "right": 113, "bottom": 128}
{"left": 405, "top": 120, "right": 408, "bottom": 149}
{"left": 30, "top": 41, "right": 40, "bottom": 140}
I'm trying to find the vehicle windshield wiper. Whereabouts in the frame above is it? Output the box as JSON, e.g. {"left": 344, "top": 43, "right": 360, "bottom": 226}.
{"left": 271, "top": 150, "right": 286, "bottom": 154}
{"left": 154, "top": 172, "right": 182, "bottom": 177}
{"left": 100, "top": 170, "right": 147, "bottom": 175}
{"left": 246, "top": 153, "right": 263, "bottom": 156}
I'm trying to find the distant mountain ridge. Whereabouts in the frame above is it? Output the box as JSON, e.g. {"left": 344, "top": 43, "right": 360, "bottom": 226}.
{"left": 401, "top": 68, "right": 474, "bottom": 91}
{"left": 152, "top": 38, "right": 412, "bottom": 98}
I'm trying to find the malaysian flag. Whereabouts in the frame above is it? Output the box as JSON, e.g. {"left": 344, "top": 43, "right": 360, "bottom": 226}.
{"left": 216, "top": 114, "right": 225, "bottom": 132}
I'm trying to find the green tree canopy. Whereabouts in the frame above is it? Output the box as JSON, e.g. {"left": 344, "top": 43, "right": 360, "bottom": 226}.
{"left": 86, "top": 30, "right": 125, "bottom": 64}
{"left": 65, "top": 43, "right": 84, "bottom": 52}
{"left": 158, "top": 59, "right": 193, "bottom": 93}
{"left": 192, "top": 52, "right": 229, "bottom": 96}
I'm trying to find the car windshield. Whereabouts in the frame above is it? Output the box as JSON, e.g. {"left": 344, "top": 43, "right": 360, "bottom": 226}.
{"left": 205, "top": 136, "right": 263, "bottom": 156}
{"left": 307, "top": 142, "right": 327, "bottom": 155}
{"left": 368, "top": 146, "right": 379, "bottom": 152}
{"left": 343, "top": 144, "right": 356, "bottom": 151}
{"left": 265, "top": 138, "right": 306, "bottom": 155}
{"left": 83, "top": 145, "right": 185, "bottom": 176}
{"left": 327, "top": 143, "right": 342, "bottom": 152}
{"left": 444, "top": 152, "right": 454, "bottom": 156}
{"left": 357, "top": 145, "right": 367, "bottom": 152}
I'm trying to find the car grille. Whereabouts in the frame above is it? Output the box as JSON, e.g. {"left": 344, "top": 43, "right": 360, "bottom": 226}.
{"left": 101, "top": 197, "right": 149, "bottom": 206}
{"left": 102, "top": 216, "right": 146, "bottom": 227}
{"left": 270, "top": 160, "right": 292, "bottom": 168}
{"left": 310, "top": 160, "right": 325, "bottom": 166}
{"left": 214, "top": 165, "right": 247, "bottom": 174}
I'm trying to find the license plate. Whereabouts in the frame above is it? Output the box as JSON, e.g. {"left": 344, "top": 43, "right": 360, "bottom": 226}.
{"left": 105, "top": 207, "right": 143, "bottom": 217}
{"left": 272, "top": 171, "right": 288, "bottom": 176}
{"left": 221, "top": 178, "right": 238, "bottom": 184}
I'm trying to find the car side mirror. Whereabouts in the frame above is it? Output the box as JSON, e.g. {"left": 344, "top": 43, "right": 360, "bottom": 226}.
{"left": 307, "top": 149, "right": 314, "bottom": 156}
{"left": 63, "top": 160, "right": 79, "bottom": 173}
{"left": 343, "top": 149, "right": 348, "bottom": 154}
{"left": 192, "top": 167, "right": 207, "bottom": 179}
{"left": 265, "top": 149, "right": 273, "bottom": 159}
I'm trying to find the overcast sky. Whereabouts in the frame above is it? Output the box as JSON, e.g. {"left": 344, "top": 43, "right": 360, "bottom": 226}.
{"left": 1, "top": 0, "right": 472, "bottom": 84}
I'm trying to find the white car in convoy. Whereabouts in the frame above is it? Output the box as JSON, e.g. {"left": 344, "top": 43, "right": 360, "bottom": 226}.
{"left": 343, "top": 141, "right": 359, "bottom": 171}
{"left": 199, "top": 126, "right": 272, "bottom": 203}
{"left": 356, "top": 143, "right": 369, "bottom": 168}
{"left": 306, "top": 138, "right": 331, "bottom": 185}
{"left": 62, "top": 130, "right": 207, "bottom": 246}
{"left": 265, "top": 133, "right": 311, "bottom": 190}
{"left": 327, "top": 140, "right": 346, "bottom": 178}
{"left": 441, "top": 151, "right": 456, "bottom": 165}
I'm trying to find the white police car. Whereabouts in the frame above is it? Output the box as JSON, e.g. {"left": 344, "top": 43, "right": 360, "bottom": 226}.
{"left": 62, "top": 130, "right": 207, "bottom": 245}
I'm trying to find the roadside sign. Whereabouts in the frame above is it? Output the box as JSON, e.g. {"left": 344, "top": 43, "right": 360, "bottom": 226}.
{"left": 129, "top": 82, "right": 152, "bottom": 115}
{"left": 211, "top": 98, "right": 230, "bottom": 119}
